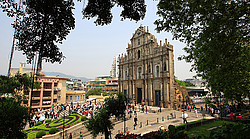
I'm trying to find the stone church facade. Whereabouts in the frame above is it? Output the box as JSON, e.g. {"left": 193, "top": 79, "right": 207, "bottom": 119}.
{"left": 118, "top": 26, "right": 176, "bottom": 108}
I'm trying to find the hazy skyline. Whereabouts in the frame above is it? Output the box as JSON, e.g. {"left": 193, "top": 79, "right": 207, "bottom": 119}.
{"left": 0, "top": 1, "right": 195, "bottom": 80}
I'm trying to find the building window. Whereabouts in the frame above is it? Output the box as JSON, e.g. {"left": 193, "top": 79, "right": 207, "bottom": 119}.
{"left": 137, "top": 67, "right": 142, "bottom": 79}
{"left": 148, "top": 64, "right": 151, "bottom": 73}
{"left": 66, "top": 96, "right": 68, "bottom": 100}
{"left": 123, "top": 70, "right": 127, "bottom": 80}
{"left": 70, "top": 96, "right": 72, "bottom": 100}
{"left": 78, "top": 95, "right": 79, "bottom": 100}
{"left": 138, "top": 50, "right": 141, "bottom": 59}
{"left": 155, "top": 65, "right": 160, "bottom": 77}
{"left": 164, "top": 62, "right": 167, "bottom": 71}
{"left": 138, "top": 39, "right": 140, "bottom": 46}
{"left": 75, "top": 96, "right": 77, "bottom": 101}
{"left": 81, "top": 95, "right": 82, "bottom": 100}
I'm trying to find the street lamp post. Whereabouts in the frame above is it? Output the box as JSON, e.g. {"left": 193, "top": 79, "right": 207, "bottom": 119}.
{"left": 63, "top": 112, "right": 65, "bottom": 139}
{"left": 182, "top": 97, "right": 185, "bottom": 108}
{"left": 185, "top": 96, "right": 189, "bottom": 106}
{"left": 179, "top": 95, "right": 181, "bottom": 108}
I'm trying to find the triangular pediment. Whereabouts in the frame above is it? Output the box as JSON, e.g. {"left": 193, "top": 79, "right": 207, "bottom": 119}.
{"left": 131, "top": 27, "right": 145, "bottom": 39}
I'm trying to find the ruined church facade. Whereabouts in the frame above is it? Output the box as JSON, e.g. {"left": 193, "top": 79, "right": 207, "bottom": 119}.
{"left": 118, "top": 26, "right": 176, "bottom": 108}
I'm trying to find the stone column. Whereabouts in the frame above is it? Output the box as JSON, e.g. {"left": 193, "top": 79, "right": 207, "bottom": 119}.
{"left": 51, "top": 81, "right": 54, "bottom": 107}
{"left": 39, "top": 82, "right": 44, "bottom": 109}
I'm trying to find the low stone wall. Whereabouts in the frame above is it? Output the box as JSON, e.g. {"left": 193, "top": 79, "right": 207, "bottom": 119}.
{"left": 42, "top": 122, "right": 88, "bottom": 139}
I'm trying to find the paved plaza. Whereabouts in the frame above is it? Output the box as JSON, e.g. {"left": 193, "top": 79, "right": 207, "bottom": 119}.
{"left": 81, "top": 107, "right": 213, "bottom": 139}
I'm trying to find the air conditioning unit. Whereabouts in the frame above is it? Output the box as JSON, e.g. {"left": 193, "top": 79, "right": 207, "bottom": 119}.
{"left": 58, "top": 88, "right": 61, "bottom": 91}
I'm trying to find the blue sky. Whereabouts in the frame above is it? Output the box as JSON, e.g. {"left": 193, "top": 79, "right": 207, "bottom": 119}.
{"left": 0, "top": 1, "right": 195, "bottom": 80}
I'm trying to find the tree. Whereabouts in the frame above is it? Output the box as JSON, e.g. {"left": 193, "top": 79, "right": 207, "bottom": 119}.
{"left": 0, "top": 97, "right": 30, "bottom": 139}
{"left": 14, "top": 0, "right": 75, "bottom": 71}
{"left": 86, "top": 88, "right": 107, "bottom": 99}
{"left": 1, "top": 0, "right": 146, "bottom": 72}
{"left": 82, "top": 0, "right": 146, "bottom": 25}
{"left": 85, "top": 93, "right": 127, "bottom": 139}
{"left": 104, "top": 93, "right": 127, "bottom": 119}
{"left": 85, "top": 108, "right": 113, "bottom": 139}
{"left": 0, "top": 74, "right": 40, "bottom": 138}
{"left": 155, "top": 0, "right": 249, "bottom": 104}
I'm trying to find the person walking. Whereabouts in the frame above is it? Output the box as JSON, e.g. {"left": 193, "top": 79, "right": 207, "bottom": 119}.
{"left": 134, "top": 115, "right": 138, "bottom": 126}
{"left": 69, "top": 133, "right": 72, "bottom": 139}
{"left": 182, "top": 112, "right": 188, "bottom": 124}
{"left": 80, "top": 131, "right": 83, "bottom": 139}
{"left": 194, "top": 108, "right": 198, "bottom": 118}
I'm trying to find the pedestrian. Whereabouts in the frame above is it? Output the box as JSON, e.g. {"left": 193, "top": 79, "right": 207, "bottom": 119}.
{"left": 194, "top": 108, "right": 198, "bottom": 118}
{"left": 200, "top": 104, "right": 203, "bottom": 111}
{"left": 237, "top": 114, "right": 242, "bottom": 120}
{"left": 146, "top": 106, "right": 147, "bottom": 114}
{"left": 69, "top": 133, "right": 72, "bottom": 139}
{"left": 80, "top": 131, "right": 83, "bottom": 139}
{"left": 134, "top": 115, "right": 138, "bottom": 125}
{"left": 182, "top": 112, "right": 188, "bottom": 124}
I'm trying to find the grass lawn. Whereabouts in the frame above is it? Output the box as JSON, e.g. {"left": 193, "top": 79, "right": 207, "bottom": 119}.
{"left": 24, "top": 114, "right": 82, "bottom": 139}
{"left": 186, "top": 120, "right": 236, "bottom": 138}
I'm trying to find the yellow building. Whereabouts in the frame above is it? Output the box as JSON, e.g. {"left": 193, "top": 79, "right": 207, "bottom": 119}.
{"left": 66, "top": 91, "right": 86, "bottom": 104}
{"left": 28, "top": 75, "right": 67, "bottom": 110}
{"left": 10, "top": 63, "right": 67, "bottom": 110}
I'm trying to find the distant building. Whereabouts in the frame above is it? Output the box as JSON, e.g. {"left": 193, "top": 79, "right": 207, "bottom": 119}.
{"left": 87, "top": 76, "right": 118, "bottom": 93}
{"left": 118, "top": 26, "right": 176, "bottom": 108}
{"left": 9, "top": 62, "right": 38, "bottom": 76}
{"left": 110, "top": 56, "right": 119, "bottom": 78}
{"left": 66, "top": 91, "right": 85, "bottom": 104}
{"left": 105, "top": 78, "right": 118, "bottom": 93}
{"left": 29, "top": 75, "right": 67, "bottom": 110}
{"left": 10, "top": 63, "right": 67, "bottom": 110}
{"left": 185, "top": 78, "right": 207, "bottom": 87}
{"left": 66, "top": 78, "right": 84, "bottom": 91}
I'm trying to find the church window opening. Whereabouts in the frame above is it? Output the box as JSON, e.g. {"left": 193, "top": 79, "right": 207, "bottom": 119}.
{"left": 138, "top": 50, "right": 141, "bottom": 59}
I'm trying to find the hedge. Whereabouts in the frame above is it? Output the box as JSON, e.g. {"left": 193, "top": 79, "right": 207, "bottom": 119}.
{"left": 81, "top": 116, "right": 87, "bottom": 121}
{"left": 35, "top": 122, "right": 43, "bottom": 126}
{"left": 36, "top": 130, "right": 46, "bottom": 138}
{"left": 45, "top": 119, "right": 52, "bottom": 123}
{"left": 49, "top": 127, "right": 58, "bottom": 134}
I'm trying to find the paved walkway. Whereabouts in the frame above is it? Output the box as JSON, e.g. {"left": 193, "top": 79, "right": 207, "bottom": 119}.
{"left": 79, "top": 107, "right": 213, "bottom": 139}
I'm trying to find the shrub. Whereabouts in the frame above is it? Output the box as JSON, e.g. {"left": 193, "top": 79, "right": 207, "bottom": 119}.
{"left": 35, "top": 122, "right": 43, "bottom": 126}
{"left": 81, "top": 116, "right": 87, "bottom": 121}
{"left": 45, "top": 119, "right": 52, "bottom": 123}
{"left": 36, "top": 130, "right": 46, "bottom": 138}
{"left": 72, "top": 111, "right": 77, "bottom": 114}
{"left": 49, "top": 127, "right": 58, "bottom": 134}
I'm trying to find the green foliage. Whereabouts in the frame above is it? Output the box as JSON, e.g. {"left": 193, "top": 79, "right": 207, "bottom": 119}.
{"left": 104, "top": 93, "right": 127, "bottom": 119}
{"left": 72, "top": 111, "right": 77, "bottom": 114}
{"left": 49, "top": 127, "right": 58, "bottom": 134}
{"left": 45, "top": 119, "right": 52, "bottom": 123}
{"left": 35, "top": 122, "right": 43, "bottom": 126}
{"left": 0, "top": 74, "right": 40, "bottom": 139}
{"left": 24, "top": 114, "right": 81, "bottom": 139}
{"left": 86, "top": 93, "right": 126, "bottom": 139}
{"left": 210, "top": 123, "right": 250, "bottom": 139}
{"left": 82, "top": 0, "right": 146, "bottom": 25}
{"left": 155, "top": 0, "right": 249, "bottom": 104}
{"left": 36, "top": 130, "right": 46, "bottom": 138}
{"left": 86, "top": 88, "right": 107, "bottom": 99}
{"left": 0, "top": 98, "right": 29, "bottom": 139}
{"left": 85, "top": 109, "right": 113, "bottom": 139}
{"left": 14, "top": 0, "right": 75, "bottom": 67}
{"left": 176, "top": 80, "right": 195, "bottom": 87}
{"left": 81, "top": 116, "right": 87, "bottom": 121}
